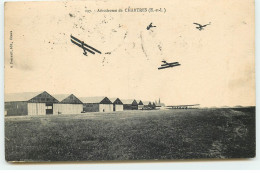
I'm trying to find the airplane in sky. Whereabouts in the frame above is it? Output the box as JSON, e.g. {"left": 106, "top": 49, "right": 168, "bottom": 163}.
{"left": 158, "top": 60, "right": 181, "bottom": 70}
{"left": 70, "top": 35, "right": 102, "bottom": 56}
{"left": 193, "top": 22, "right": 211, "bottom": 31}
{"left": 146, "top": 23, "right": 156, "bottom": 30}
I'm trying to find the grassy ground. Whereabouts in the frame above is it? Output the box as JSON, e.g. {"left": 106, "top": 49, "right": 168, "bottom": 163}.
{"left": 5, "top": 108, "right": 255, "bottom": 162}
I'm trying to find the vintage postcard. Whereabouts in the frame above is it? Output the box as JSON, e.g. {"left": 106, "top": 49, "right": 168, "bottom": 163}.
{"left": 4, "top": 0, "right": 255, "bottom": 162}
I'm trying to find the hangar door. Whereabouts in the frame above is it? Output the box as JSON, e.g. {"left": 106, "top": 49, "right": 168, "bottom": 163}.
{"left": 46, "top": 103, "right": 53, "bottom": 114}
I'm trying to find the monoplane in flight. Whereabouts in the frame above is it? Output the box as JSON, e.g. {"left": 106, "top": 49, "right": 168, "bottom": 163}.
{"left": 147, "top": 23, "right": 156, "bottom": 30}
{"left": 193, "top": 22, "right": 211, "bottom": 31}
{"left": 158, "top": 60, "right": 181, "bottom": 70}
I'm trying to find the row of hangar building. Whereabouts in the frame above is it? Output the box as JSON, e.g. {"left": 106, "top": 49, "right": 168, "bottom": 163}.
{"left": 4, "top": 91, "right": 165, "bottom": 116}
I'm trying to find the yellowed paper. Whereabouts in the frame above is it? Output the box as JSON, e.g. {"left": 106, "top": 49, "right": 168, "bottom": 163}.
{"left": 5, "top": 0, "right": 255, "bottom": 107}
{"left": 4, "top": 0, "right": 255, "bottom": 162}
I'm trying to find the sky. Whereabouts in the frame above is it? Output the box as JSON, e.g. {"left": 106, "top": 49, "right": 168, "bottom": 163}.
{"left": 4, "top": 0, "right": 255, "bottom": 107}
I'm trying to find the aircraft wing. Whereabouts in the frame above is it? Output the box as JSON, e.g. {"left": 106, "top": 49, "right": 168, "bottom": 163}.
{"left": 158, "top": 64, "right": 180, "bottom": 70}
{"left": 71, "top": 39, "right": 95, "bottom": 54}
{"left": 71, "top": 35, "right": 82, "bottom": 44}
{"left": 71, "top": 35, "right": 102, "bottom": 54}
{"left": 161, "top": 62, "right": 179, "bottom": 66}
{"left": 193, "top": 23, "right": 201, "bottom": 26}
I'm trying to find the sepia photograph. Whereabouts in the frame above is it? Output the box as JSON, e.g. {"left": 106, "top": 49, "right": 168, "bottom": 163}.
{"left": 4, "top": 0, "right": 255, "bottom": 162}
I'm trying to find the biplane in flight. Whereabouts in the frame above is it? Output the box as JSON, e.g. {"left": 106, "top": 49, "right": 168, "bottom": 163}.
{"left": 158, "top": 60, "right": 181, "bottom": 70}
{"left": 70, "top": 35, "right": 102, "bottom": 56}
{"left": 193, "top": 22, "right": 211, "bottom": 31}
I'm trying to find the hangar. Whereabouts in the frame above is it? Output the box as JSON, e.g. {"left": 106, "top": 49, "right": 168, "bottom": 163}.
{"left": 137, "top": 100, "right": 144, "bottom": 110}
{"left": 53, "top": 94, "right": 83, "bottom": 115}
{"left": 122, "top": 99, "right": 138, "bottom": 110}
{"left": 80, "top": 97, "right": 113, "bottom": 112}
{"left": 5, "top": 91, "right": 59, "bottom": 116}
{"left": 142, "top": 101, "right": 153, "bottom": 109}
{"left": 109, "top": 98, "right": 124, "bottom": 111}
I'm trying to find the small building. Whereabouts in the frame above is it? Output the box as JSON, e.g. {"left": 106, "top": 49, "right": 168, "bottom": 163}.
{"left": 154, "top": 99, "right": 166, "bottom": 109}
{"left": 79, "top": 97, "right": 113, "bottom": 112}
{"left": 142, "top": 101, "right": 153, "bottom": 109}
{"left": 5, "top": 91, "right": 59, "bottom": 116}
{"left": 152, "top": 102, "right": 156, "bottom": 109}
{"left": 109, "top": 98, "right": 124, "bottom": 111}
{"left": 137, "top": 100, "right": 144, "bottom": 110}
{"left": 154, "top": 103, "right": 166, "bottom": 109}
{"left": 167, "top": 104, "right": 200, "bottom": 109}
{"left": 148, "top": 102, "right": 152, "bottom": 109}
{"left": 122, "top": 99, "right": 138, "bottom": 110}
{"left": 52, "top": 94, "right": 83, "bottom": 115}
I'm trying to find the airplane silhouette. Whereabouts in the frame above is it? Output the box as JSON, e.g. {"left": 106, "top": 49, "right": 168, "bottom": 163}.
{"left": 193, "top": 22, "right": 211, "bottom": 31}
{"left": 147, "top": 23, "right": 156, "bottom": 30}
{"left": 70, "top": 35, "right": 101, "bottom": 56}
{"left": 158, "top": 60, "right": 181, "bottom": 70}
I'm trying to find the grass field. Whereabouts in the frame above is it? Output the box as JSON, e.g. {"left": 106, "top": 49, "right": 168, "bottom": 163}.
{"left": 5, "top": 108, "right": 255, "bottom": 162}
